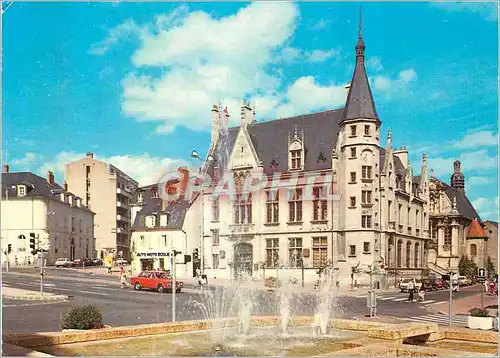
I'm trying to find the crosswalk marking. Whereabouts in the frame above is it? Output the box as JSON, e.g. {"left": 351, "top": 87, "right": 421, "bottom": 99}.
{"left": 393, "top": 297, "right": 407, "bottom": 301}
{"left": 407, "top": 313, "right": 468, "bottom": 326}
{"left": 379, "top": 296, "right": 396, "bottom": 300}
{"left": 422, "top": 299, "right": 435, "bottom": 304}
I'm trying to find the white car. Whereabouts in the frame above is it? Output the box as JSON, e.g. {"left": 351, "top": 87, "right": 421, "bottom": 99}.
{"left": 54, "top": 258, "right": 72, "bottom": 268}
{"left": 399, "top": 278, "right": 422, "bottom": 292}
{"left": 116, "top": 259, "right": 128, "bottom": 266}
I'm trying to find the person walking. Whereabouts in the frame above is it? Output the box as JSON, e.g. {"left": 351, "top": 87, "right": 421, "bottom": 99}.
{"left": 407, "top": 278, "right": 415, "bottom": 302}
{"left": 120, "top": 266, "right": 127, "bottom": 289}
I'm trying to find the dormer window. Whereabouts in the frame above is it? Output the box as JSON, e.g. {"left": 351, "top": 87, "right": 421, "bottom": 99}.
{"left": 151, "top": 186, "right": 158, "bottom": 198}
{"left": 289, "top": 140, "right": 304, "bottom": 171}
{"left": 137, "top": 191, "right": 144, "bottom": 203}
{"left": 17, "top": 185, "right": 26, "bottom": 197}
{"left": 350, "top": 125, "right": 356, "bottom": 136}
{"left": 146, "top": 215, "right": 156, "bottom": 228}
{"left": 160, "top": 214, "right": 168, "bottom": 227}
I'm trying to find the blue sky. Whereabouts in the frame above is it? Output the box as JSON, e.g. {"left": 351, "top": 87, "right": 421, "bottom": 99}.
{"left": 2, "top": 1, "right": 498, "bottom": 220}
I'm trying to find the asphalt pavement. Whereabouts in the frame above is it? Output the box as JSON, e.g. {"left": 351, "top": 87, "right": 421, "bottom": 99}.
{"left": 3, "top": 268, "right": 480, "bottom": 333}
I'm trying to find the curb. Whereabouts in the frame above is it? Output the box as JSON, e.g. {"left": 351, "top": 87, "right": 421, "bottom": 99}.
{"left": 2, "top": 294, "right": 69, "bottom": 301}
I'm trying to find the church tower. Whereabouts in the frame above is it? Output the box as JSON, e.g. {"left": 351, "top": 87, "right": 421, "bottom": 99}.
{"left": 338, "top": 9, "right": 382, "bottom": 267}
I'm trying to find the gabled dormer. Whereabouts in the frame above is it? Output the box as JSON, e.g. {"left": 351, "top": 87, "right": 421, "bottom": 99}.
{"left": 288, "top": 125, "right": 305, "bottom": 171}
{"left": 146, "top": 215, "right": 156, "bottom": 228}
{"left": 228, "top": 120, "right": 261, "bottom": 170}
{"left": 17, "top": 184, "right": 27, "bottom": 197}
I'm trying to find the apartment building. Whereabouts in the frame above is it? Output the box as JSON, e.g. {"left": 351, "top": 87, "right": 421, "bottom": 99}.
{"left": 65, "top": 153, "right": 138, "bottom": 260}
{"left": 1, "top": 165, "right": 95, "bottom": 266}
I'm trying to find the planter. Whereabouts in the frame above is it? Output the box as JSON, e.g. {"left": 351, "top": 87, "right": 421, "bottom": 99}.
{"left": 467, "top": 316, "right": 493, "bottom": 330}
{"left": 62, "top": 324, "right": 111, "bottom": 332}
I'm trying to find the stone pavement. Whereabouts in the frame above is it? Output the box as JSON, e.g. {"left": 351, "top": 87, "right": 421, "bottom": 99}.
{"left": 2, "top": 342, "right": 53, "bottom": 357}
{"left": 2, "top": 286, "right": 68, "bottom": 301}
{"left": 430, "top": 291, "right": 498, "bottom": 316}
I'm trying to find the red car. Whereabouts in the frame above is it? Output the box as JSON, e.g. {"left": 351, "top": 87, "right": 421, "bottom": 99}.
{"left": 130, "top": 271, "right": 184, "bottom": 293}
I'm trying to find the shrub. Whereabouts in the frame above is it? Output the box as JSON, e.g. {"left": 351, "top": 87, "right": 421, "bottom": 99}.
{"left": 61, "top": 304, "right": 103, "bottom": 330}
{"left": 469, "top": 308, "right": 490, "bottom": 317}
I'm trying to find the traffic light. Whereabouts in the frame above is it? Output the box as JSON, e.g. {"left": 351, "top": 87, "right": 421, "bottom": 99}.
{"left": 7, "top": 244, "right": 11, "bottom": 254}
{"left": 193, "top": 248, "right": 199, "bottom": 262}
{"left": 29, "top": 233, "right": 36, "bottom": 255}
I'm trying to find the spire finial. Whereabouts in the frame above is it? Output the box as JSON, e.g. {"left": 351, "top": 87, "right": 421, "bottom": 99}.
{"left": 387, "top": 128, "right": 392, "bottom": 141}
{"left": 358, "top": 6, "right": 363, "bottom": 39}
{"left": 422, "top": 153, "right": 427, "bottom": 164}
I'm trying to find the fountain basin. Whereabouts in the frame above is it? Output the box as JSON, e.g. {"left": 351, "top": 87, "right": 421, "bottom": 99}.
{"left": 3, "top": 317, "right": 498, "bottom": 357}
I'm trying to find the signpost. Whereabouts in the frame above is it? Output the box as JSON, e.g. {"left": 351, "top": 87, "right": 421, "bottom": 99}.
{"left": 442, "top": 273, "right": 453, "bottom": 326}
{"left": 478, "top": 267, "right": 486, "bottom": 309}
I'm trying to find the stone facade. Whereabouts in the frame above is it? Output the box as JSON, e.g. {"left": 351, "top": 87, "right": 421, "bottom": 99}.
{"left": 483, "top": 221, "right": 498, "bottom": 274}
{"left": 1, "top": 168, "right": 95, "bottom": 266}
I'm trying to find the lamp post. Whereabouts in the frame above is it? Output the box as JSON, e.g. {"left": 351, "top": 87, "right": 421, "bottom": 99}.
{"left": 190, "top": 150, "right": 214, "bottom": 275}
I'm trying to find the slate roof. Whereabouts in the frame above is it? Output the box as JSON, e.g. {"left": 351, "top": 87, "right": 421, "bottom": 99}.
{"left": 467, "top": 218, "right": 487, "bottom": 238}
{"left": 1, "top": 172, "right": 93, "bottom": 213}
{"left": 131, "top": 184, "right": 195, "bottom": 231}
{"left": 342, "top": 35, "right": 379, "bottom": 122}
{"left": 432, "top": 177, "right": 480, "bottom": 221}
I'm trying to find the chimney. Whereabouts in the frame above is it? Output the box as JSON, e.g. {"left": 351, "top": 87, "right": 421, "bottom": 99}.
{"left": 3, "top": 164, "right": 9, "bottom": 173}
{"left": 210, "top": 104, "right": 220, "bottom": 150}
{"left": 47, "top": 171, "right": 54, "bottom": 184}
{"left": 240, "top": 101, "right": 255, "bottom": 126}
{"left": 86, "top": 152, "right": 94, "bottom": 159}
{"left": 63, "top": 181, "right": 68, "bottom": 191}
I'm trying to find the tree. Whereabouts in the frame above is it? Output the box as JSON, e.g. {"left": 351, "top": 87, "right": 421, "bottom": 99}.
{"left": 458, "top": 255, "right": 477, "bottom": 279}
{"left": 487, "top": 256, "right": 496, "bottom": 279}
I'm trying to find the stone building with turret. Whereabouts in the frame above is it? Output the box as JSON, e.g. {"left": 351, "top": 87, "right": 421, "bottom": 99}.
{"left": 427, "top": 160, "right": 484, "bottom": 275}
{"left": 192, "top": 18, "right": 431, "bottom": 285}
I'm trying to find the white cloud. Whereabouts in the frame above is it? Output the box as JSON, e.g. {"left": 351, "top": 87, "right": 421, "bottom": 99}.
{"left": 472, "top": 196, "right": 499, "bottom": 221}
{"left": 430, "top": 2, "right": 498, "bottom": 22}
{"left": 428, "top": 149, "right": 498, "bottom": 177}
{"left": 306, "top": 49, "right": 336, "bottom": 63}
{"left": 467, "top": 176, "right": 491, "bottom": 188}
{"left": 12, "top": 152, "right": 42, "bottom": 167}
{"left": 37, "top": 151, "right": 188, "bottom": 187}
{"left": 274, "top": 76, "right": 346, "bottom": 118}
{"left": 311, "top": 19, "right": 331, "bottom": 30}
{"left": 451, "top": 130, "right": 498, "bottom": 149}
{"left": 275, "top": 47, "right": 338, "bottom": 64}
{"left": 366, "top": 57, "right": 384, "bottom": 72}
{"left": 372, "top": 68, "right": 418, "bottom": 93}
{"left": 89, "top": 20, "right": 143, "bottom": 55}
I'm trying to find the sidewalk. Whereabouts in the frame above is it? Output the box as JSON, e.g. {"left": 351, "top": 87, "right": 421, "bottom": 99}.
{"left": 2, "top": 342, "right": 53, "bottom": 357}
{"left": 2, "top": 286, "right": 68, "bottom": 301}
{"left": 430, "top": 292, "right": 499, "bottom": 316}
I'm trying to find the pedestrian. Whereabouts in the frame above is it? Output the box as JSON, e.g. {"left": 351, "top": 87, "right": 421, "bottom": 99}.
{"left": 120, "top": 266, "right": 127, "bottom": 289}
{"left": 408, "top": 278, "right": 415, "bottom": 302}
{"left": 417, "top": 284, "right": 426, "bottom": 302}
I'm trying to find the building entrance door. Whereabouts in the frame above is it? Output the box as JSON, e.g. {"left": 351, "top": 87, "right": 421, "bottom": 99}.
{"left": 233, "top": 243, "right": 253, "bottom": 279}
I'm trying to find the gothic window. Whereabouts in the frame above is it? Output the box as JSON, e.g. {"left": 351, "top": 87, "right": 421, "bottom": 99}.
{"left": 266, "top": 190, "right": 279, "bottom": 224}
{"left": 313, "top": 187, "right": 327, "bottom": 221}
{"left": 288, "top": 189, "right": 303, "bottom": 222}
{"left": 288, "top": 238, "right": 303, "bottom": 267}
{"left": 233, "top": 193, "right": 252, "bottom": 224}
{"left": 266, "top": 238, "right": 279, "bottom": 267}
{"left": 414, "top": 243, "right": 420, "bottom": 268}
{"left": 406, "top": 241, "right": 412, "bottom": 268}
{"left": 397, "top": 240, "right": 402, "bottom": 268}
{"left": 212, "top": 198, "right": 219, "bottom": 222}
{"left": 470, "top": 244, "right": 477, "bottom": 257}
{"left": 444, "top": 226, "right": 452, "bottom": 248}
{"left": 289, "top": 140, "right": 304, "bottom": 171}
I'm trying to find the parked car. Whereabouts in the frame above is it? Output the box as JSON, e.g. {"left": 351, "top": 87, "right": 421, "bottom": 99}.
{"left": 92, "top": 258, "right": 103, "bottom": 266}
{"left": 458, "top": 276, "right": 468, "bottom": 286}
{"left": 116, "top": 259, "right": 128, "bottom": 266}
{"left": 399, "top": 278, "right": 422, "bottom": 292}
{"left": 54, "top": 258, "right": 73, "bottom": 268}
{"left": 130, "top": 271, "right": 183, "bottom": 293}
{"left": 421, "top": 279, "right": 436, "bottom": 291}
{"left": 433, "top": 278, "right": 446, "bottom": 290}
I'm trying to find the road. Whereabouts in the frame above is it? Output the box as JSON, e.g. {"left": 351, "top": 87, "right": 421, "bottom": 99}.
{"left": 2, "top": 268, "right": 480, "bottom": 333}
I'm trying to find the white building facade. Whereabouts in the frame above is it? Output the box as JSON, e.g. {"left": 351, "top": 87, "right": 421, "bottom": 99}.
{"left": 1, "top": 167, "right": 95, "bottom": 266}
{"left": 195, "top": 25, "right": 430, "bottom": 285}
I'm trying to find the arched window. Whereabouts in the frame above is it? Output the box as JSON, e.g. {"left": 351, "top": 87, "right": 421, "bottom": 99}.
{"left": 406, "top": 241, "right": 412, "bottom": 268}
{"left": 470, "top": 244, "right": 477, "bottom": 257}
{"left": 397, "top": 240, "right": 403, "bottom": 268}
{"left": 414, "top": 243, "right": 420, "bottom": 268}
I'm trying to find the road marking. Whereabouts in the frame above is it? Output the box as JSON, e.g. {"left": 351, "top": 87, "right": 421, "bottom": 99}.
{"left": 408, "top": 314, "right": 468, "bottom": 326}
{"left": 422, "top": 300, "right": 436, "bottom": 304}
{"left": 379, "top": 296, "right": 397, "bottom": 300}
{"left": 44, "top": 283, "right": 56, "bottom": 287}
{"left": 392, "top": 297, "right": 408, "bottom": 301}
{"left": 355, "top": 295, "right": 366, "bottom": 298}
{"left": 77, "top": 290, "right": 109, "bottom": 296}
{"left": 93, "top": 287, "right": 119, "bottom": 291}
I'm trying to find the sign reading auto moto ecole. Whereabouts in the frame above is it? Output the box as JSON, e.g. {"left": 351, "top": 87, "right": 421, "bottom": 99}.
{"left": 136, "top": 252, "right": 171, "bottom": 258}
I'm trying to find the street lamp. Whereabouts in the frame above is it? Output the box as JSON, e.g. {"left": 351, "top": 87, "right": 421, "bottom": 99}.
{"left": 190, "top": 150, "right": 214, "bottom": 275}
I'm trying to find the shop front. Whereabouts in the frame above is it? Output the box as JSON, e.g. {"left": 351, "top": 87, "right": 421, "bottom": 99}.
{"left": 133, "top": 252, "right": 170, "bottom": 273}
